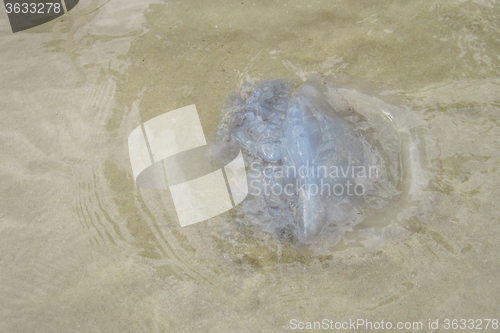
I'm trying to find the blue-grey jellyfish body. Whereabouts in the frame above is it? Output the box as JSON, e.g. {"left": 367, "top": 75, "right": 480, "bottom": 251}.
{"left": 213, "top": 76, "right": 433, "bottom": 245}
{"left": 281, "top": 80, "right": 365, "bottom": 241}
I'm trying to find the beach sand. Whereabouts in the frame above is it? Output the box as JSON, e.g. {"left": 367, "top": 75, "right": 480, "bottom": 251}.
{"left": 0, "top": 0, "right": 499, "bottom": 331}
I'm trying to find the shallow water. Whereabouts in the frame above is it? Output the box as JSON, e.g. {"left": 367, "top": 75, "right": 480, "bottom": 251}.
{"left": 1, "top": 0, "right": 499, "bottom": 332}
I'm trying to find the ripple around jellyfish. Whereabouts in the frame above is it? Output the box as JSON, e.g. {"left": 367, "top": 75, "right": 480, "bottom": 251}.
{"left": 211, "top": 74, "right": 440, "bottom": 254}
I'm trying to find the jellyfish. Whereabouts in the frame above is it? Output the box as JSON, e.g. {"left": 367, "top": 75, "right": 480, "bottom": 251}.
{"left": 212, "top": 75, "right": 434, "bottom": 245}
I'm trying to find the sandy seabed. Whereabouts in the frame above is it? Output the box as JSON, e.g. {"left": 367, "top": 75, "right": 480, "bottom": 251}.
{"left": 0, "top": 0, "right": 499, "bottom": 332}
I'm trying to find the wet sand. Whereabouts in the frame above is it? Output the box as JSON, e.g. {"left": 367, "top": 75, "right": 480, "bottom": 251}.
{"left": 0, "top": 0, "right": 499, "bottom": 332}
